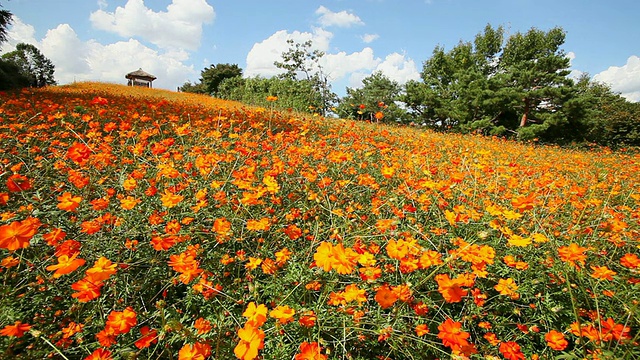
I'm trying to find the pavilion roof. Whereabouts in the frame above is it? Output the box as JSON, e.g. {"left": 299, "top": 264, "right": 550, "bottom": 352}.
{"left": 125, "top": 68, "right": 157, "bottom": 80}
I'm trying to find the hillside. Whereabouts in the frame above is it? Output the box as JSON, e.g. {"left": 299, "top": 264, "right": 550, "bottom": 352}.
{"left": 1, "top": 83, "right": 639, "bottom": 359}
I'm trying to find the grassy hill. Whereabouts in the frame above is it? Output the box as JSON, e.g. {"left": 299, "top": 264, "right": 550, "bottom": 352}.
{"left": 1, "top": 83, "right": 639, "bottom": 359}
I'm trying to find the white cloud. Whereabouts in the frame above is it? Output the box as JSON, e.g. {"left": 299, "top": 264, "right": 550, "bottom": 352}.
{"left": 374, "top": 52, "right": 421, "bottom": 85}
{"left": 315, "top": 6, "right": 364, "bottom": 28}
{"left": 41, "top": 24, "right": 91, "bottom": 80}
{"left": 0, "top": 17, "right": 39, "bottom": 53}
{"left": 89, "top": 0, "right": 215, "bottom": 50}
{"left": 323, "top": 47, "right": 379, "bottom": 81}
{"left": 361, "top": 33, "right": 379, "bottom": 44}
{"left": 245, "top": 28, "right": 333, "bottom": 78}
{"left": 593, "top": 55, "right": 640, "bottom": 102}
{"left": 2, "top": 16, "right": 195, "bottom": 90}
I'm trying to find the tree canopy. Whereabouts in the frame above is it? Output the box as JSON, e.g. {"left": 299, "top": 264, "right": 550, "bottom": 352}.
{"left": 0, "top": 0, "right": 12, "bottom": 44}
{"left": 2, "top": 42, "right": 56, "bottom": 87}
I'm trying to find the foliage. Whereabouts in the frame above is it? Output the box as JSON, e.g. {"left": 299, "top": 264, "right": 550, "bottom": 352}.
{"left": 0, "top": 0, "right": 11, "bottom": 44}
{"left": 274, "top": 39, "right": 337, "bottom": 116}
{"left": 2, "top": 42, "right": 56, "bottom": 87}
{"left": 404, "top": 25, "right": 578, "bottom": 141}
{"left": 571, "top": 75, "right": 640, "bottom": 148}
{"left": 178, "top": 63, "right": 242, "bottom": 96}
{"left": 0, "top": 82, "right": 639, "bottom": 360}
{"left": 0, "top": 58, "right": 30, "bottom": 90}
{"left": 218, "top": 75, "right": 325, "bottom": 115}
{"left": 336, "top": 71, "right": 408, "bottom": 123}
{"left": 177, "top": 80, "right": 207, "bottom": 94}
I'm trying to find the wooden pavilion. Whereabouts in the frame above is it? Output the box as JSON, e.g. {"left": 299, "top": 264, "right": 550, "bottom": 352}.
{"left": 125, "top": 68, "right": 157, "bottom": 88}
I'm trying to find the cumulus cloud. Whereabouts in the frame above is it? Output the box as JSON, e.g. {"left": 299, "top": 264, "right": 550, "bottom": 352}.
{"left": 374, "top": 52, "right": 421, "bottom": 84}
{"left": 315, "top": 6, "right": 364, "bottom": 28}
{"left": 0, "top": 17, "right": 39, "bottom": 53}
{"left": 246, "top": 26, "right": 420, "bottom": 93}
{"left": 323, "top": 48, "right": 379, "bottom": 81}
{"left": 2, "top": 16, "right": 196, "bottom": 90}
{"left": 245, "top": 28, "right": 333, "bottom": 78}
{"left": 89, "top": 0, "right": 215, "bottom": 50}
{"left": 593, "top": 55, "right": 640, "bottom": 102}
{"left": 361, "top": 33, "right": 379, "bottom": 44}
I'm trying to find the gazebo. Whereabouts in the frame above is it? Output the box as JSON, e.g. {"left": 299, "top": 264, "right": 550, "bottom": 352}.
{"left": 125, "top": 68, "right": 157, "bottom": 88}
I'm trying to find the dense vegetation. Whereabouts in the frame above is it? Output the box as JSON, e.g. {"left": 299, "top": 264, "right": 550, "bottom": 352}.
{"left": 184, "top": 25, "right": 640, "bottom": 149}
{"left": 1, "top": 83, "right": 638, "bottom": 359}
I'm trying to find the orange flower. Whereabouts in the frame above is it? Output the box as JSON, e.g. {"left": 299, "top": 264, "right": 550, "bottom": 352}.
{"left": 66, "top": 142, "right": 91, "bottom": 164}
{"left": 46, "top": 253, "right": 86, "bottom": 278}
{"left": 298, "top": 311, "right": 317, "bottom": 328}
{"left": 0, "top": 217, "right": 40, "bottom": 251}
{"left": 274, "top": 247, "right": 292, "bottom": 265}
{"left": 246, "top": 218, "right": 270, "bottom": 231}
{"left": 234, "top": 323, "right": 264, "bottom": 360}
{"left": 119, "top": 196, "right": 140, "bottom": 210}
{"left": 374, "top": 111, "right": 384, "bottom": 121}
{"left": 494, "top": 278, "right": 519, "bottom": 300}
{"left": 6, "top": 174, "right": 32, "bottom": 192}
{"left": 415, "top": 324, "right": 429, "bottom": 336}
{"left": 375, "top": 285, "right": 398, "bottom": 309}
{"left": 499, "top": 341, "right": 525, "bottom": 360}
{"left": 105, "top": 307, "right": 137, "bottom": 335}
{"left": 294, "top": 341, "right": 327, "bottom": 360}
{"left": 590, "top": 265, "right": 617, "bottom": 281}
{"left": 437, "top": 318, "right": 470, "bottom": 350}
{"left": 42, "top": 228, "right": 66, "bottom": 246}
{"left": 545, "top": 330, "right": 568, "bottom": 350}
{"left": 313, "top": 241, "right": 334, "bottom": 272}
{"left": 435, "top": 274, "right": 467, "bottom": 303}
{"left": 134, "top": 326, "right": 158, "bottom": 349}
{"left": 84, "top": 348, "right": 113, "bottom": 360}
{"left": 269, "top": 305, "right": 295, "bottom": 324}
{"left": 558, "top": 243, "right": 588, "bottom": 268}
{"left": 86, "top": 257, "right": 117, "bottom": 282}
{"left": 242, "top": 302, "right": 268, "bottom": 327}
{"left": 71, "top": 276, "right": 104, "bottom": 302}
{"left": 0, "top": 321, "right": 31, "bottom": 337}
{"left": 330, "top": 243, "right": 359, "bottom": 274}
{"left": 213, "top": 218, "right": 232, "bottom": 236}
{"left": 194, "top": 318, "right": 212, "bottom": 335}
{"left": 620, "top": 253, "right": 640, "bottom": 269}
{"left": 342, "top": 283, "right": 367, "bottom": 304}
{"left": 160, "top": 189, "right": 183, "bottom": 208}
{"left": 57, "top": 192, "right": 82, "bottom": 212}
{"left": 179, "top": 342, "right": 212, "bottom": 360}
{"left": 600, "top": 317, "right": 631, "bottom": 341}
{"left": 1, "top": 256, "right": 19, "bottom": 268}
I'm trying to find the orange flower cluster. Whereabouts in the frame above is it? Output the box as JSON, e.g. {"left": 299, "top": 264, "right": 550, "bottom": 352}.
{"left": 1, "top": 82, "right": 638, "bottom": 359}
{"left": 235, "top": 302, "right": 267, "bottom": 360}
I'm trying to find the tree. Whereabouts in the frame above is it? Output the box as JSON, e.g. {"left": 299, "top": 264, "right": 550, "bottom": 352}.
{"left": 2, "top": 43, "right": 56, "bottom": 87}
{"left": 178, "top": 63, "right": 242, "bottom": 96}
{"left": 0, "top": 0, "right": 12, "bottom": 44}
{"left": 403, "top": 25, "right": 505, "bottom": 130}
{"left": 498, "top": 27, "right": 574, "bottom": 139}
{"left": 200, "top": 63, "right": 242, "bottom": 95}
{"left": 274, "top": 39, "right": 336, "bottom": 116}
{"left": 404, "top": 25, "right": 578, "bottom": 140}
{"left": 217, "top": 75, "right": 324, "bottom": 114}
{"left": 337, "top": 71, "right": 407, "bottom": 123}
{"left": 178, "top": 80, "right": 206, "bottom": 94}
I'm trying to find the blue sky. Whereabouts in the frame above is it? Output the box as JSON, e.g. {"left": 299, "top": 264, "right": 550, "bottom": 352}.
{"left": 2, "top": 0, "right": 639, "bottom": 100}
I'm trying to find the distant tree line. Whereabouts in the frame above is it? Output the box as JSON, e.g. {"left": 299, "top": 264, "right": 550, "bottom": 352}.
{"left": 183, "top": 24, "right": 639, "bottom": 148}
{"left": 0, "top": 2, "right": 56, "bottom": 90}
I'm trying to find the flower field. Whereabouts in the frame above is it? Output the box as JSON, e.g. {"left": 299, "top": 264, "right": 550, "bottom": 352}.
{"left": 1, "top": 82, "right": 639, "bottom": 359}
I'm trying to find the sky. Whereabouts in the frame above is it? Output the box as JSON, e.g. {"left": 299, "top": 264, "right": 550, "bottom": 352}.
{"left": 1, "top": 0, "right": 639, "bottom": 101}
